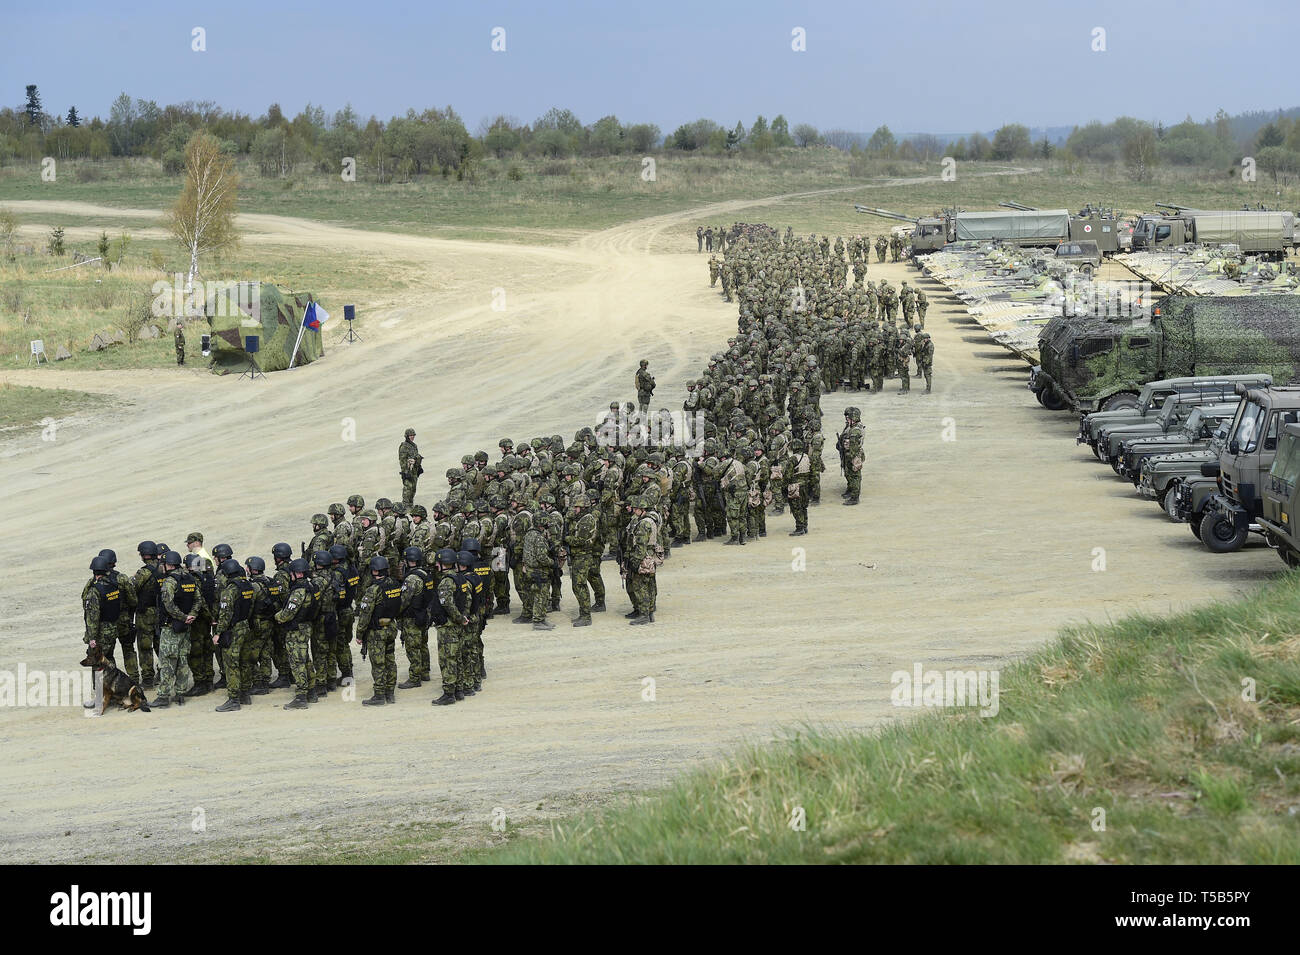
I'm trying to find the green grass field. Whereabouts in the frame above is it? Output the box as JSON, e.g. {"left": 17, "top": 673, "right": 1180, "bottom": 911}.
{"left": 0, "top": 381, "right": 102, "bottom": 430}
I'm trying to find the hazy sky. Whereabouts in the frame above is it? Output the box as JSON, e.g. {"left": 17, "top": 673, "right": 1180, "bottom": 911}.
{"left": 3, "top": 0, "right": 1293, "bottom": 135}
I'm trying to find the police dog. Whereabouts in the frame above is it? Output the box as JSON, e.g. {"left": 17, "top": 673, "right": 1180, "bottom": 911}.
{"left": 79, "top": 643, "right": 151, "bottom": 713}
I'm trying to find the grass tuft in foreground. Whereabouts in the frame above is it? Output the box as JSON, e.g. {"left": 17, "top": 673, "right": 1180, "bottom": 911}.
{"left": 474, "top": 575, "right": 1300, "bottom": 864}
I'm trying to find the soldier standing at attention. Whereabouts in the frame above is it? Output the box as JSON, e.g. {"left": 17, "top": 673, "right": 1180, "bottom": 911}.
{"left": 705, "top": 226, "right": 713, "bottom": 252}
{"left": 131, "top": 542, "right": 162, "bottom": 687}
{"left": 782, "top": 440, "right": 812, "bottom": 536}
{"left": 212, "top": 558, "right": 255, "bottom": 712}
{"left": 914, "top": 330, "right": 934, "bottom": 393}
{"left": 397, "top": 546, "right": 432, "bottom": 689}
{"left": 696, "top": 226, "right": 703, "bottom": 252}
{"left": 875, "top": 235, "right": 888, "bottom": 263}
{"left": 563, "top": 493, "right": 605, "bottom": 626}
{"left": 431, "top": 548, "right": 471, "bottom": 706}
{"left": 399, "top": 428, "right": 423, "bottom": 505}
{"left": 896, "top": 330, "right": 913, "bottom": 394}
{"left": 522, "top": 510, "right": 556, "bottom": 631}
{"left": 709, "top": 255, "right": 720, "bottom": 287}
{"left": 150, "top": 550, "right": 200, "bottom": 707}
{"left": 916, "top": 288, "right": 929, "bottom": 328}
{"left": 635, "top": 359, "right": 656, "bottom": 414}
{"left": 275, "top": 558, "right": 316, "bottom": 710}
{"left": 356, "top": 556, "right": 403, "bottom": 707}
{"left": 625, "top": 496, "right": 660, "bottom": 625}
{"left": 306, "top": 514, "right": 333, "bottom": 557}
{"left": 174, "top": 320, "right": 185, "bottom": 365}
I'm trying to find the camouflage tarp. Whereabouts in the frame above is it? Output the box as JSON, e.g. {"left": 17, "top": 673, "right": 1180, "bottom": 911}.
{"left": 205, "top": 284, "right": 324, "bottom": 375}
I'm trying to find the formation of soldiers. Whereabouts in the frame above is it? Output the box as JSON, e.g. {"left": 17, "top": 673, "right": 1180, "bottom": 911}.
{"left": 81, "top": 220, "right": 938, "bottom": 716}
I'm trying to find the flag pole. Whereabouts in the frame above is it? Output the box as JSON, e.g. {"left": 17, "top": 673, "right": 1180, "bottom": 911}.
{"left": 289, "top": 307, "right": 308, "bottom": 369}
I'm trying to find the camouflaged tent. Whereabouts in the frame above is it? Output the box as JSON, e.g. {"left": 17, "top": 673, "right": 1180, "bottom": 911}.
{"left": 204, "top": 284, "right": 324, "bottom": 375}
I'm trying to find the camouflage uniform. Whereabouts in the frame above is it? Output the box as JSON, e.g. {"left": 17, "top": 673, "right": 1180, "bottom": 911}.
{"left": 624, "top": 507, "right": 660, "bottom": 620}
{"left": 156, "top": 567, "right": 200, "bottom": 702}
{"left": 914, "top": 332, "right": 934, "bottom": 392}
{"left": 434, "top": 572, "right": 471, "bottom": 698}
{"left": 399, "top": 433, "right": 422, "bottom": 505}
{"left": 309, "top": 563, "right": 337, "bottom": 690}
{"left": 522, "top": 520, "right": 555, "bottom": 624}
{"left": 563, "top": 499, "right": 605, "bottom": 622}
{"left": 213, "top": 573, "right": 255, "bottom": 704}
{"left": 719, "top": 455, "right": 749, "bottom": 544}
{"left": 131, "top": 559, "right": 161, "bottom": 685}
{"left": 355, "top": 574, "right": 403, "bottom": 702}
{"left": 274, "top": 574, "right": 316, "bottom": 706}
{"left": 399, "top": 564, "right": 433, "bottom": 684}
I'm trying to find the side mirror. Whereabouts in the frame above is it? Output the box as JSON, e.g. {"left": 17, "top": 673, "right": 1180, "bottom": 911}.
{"left": 1228, "top": 440, "right": 1240, "bottom": 456}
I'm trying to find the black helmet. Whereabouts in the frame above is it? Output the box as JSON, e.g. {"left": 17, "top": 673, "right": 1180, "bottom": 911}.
{"left": 184, "top": 553, "right": 204, "bottom": 571}
{"left": 220, "top": 558, "right": 242, "bottom": 576}
{"left": 403, "top": 546, "right": 423, "bottom": 563}
{"left": 462, "top": 537, "right": 481, "bottom": 553}
{"left": 435, "top": 547, "right": 457, "bottom": 565}
{"left": 312, "top": 550, "right": 332, "bottom": 568}
{"left": 137, "top": 540, "right": 157, "bottom": 556}
{"left": 456, "top": 550, "right": 473, "bottom": 566}
{"left": 369, "top": 555, "right": 389, "bottom": 573}
{"left": 272, "top": 542, "right": 292, "bottom": 561}
{"left": 287, "top": 558, "right": 309, "bottom": 575}
{"left": 155, "top": 542, "right": 171, "bottom": 555}
{"left": 212, "top": 543, "right": 234, "bottom": 561}
{"left": 163, "top": 550, "right": 183, "bottom": 567}
{"left": 328, "top": 543, "right": 348, "bottom": 561}
{"left": 98, "top": 548, "right": 117, "bottom": 564}
{"left": 90, "top": 555, "right": 111, "bottom": 573}
{"left": 245, "top": 556, "right": 266, "bottom": 574}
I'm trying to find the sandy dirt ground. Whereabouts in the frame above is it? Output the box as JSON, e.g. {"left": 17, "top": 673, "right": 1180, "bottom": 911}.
{"left": 0, "top": 193, "right": 1279, "bottom": 863}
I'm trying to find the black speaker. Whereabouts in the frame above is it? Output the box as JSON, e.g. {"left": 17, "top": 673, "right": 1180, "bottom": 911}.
{"left": 245, "top": 335, "right": 260, "bottom": 353}
{"left": 344, "top": 304, "right": 355, "bottom": 321}
{"left": 200, "top": 334, "right": 211, "bottom": 352}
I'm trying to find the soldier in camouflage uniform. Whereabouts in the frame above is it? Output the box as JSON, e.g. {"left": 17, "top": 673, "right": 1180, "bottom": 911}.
{"left": 355, "top": 555, "right": 402, "bottom": 707}
{"left": 308, "top": 550, "right": 337, "bottom": 694}
{"left": 508, "top": 495, "right": 535, "bottom": 622}
{"left": 174, "top": 321, "right": 185, "bottom": 365}
{"left": 875, "top": 235, "right": 888, "bottom": 262}
{"left": 131, "top": 541, "right": 162, "bottom": 686}
{"left": 522, "top": 507, "right": 556, "bottom": 630}
{"left": 398, "top": 428, "right": 423, "bottom": 505}
{"left": 397, "top": 546, "right": 433, "bottom": 688}
{"left": 306, "top": 514, "right": 332, "bottom": 557}
{"left": 719, "top": 450, "right": 749, "bottom": 544}
{"left": 782, "top": 439, "right": 812, "bottom": 535}
{"left": 489, "top": 497, "right": 513, "bottom": 615}
{"left": 328, "top": 503, "right": 354, "bottom": 563}
{"left": 896, "top": 330, "right": 913, "bottom": 393}
{"left": 275, "top": 558, "right": 316, "bottom": 709}
{"left": 150, "top": 550, "right": 199, "bottom": 707}
{"left": 624, "top": 497, "right": 660, "bottom": 624}
{"left": 841, "top": 408, "right": 865, "bottom": 505}
{"left": 83, "top": 556, "right": 125, "bottom": 693}
{"left": 244, "top": 555, "right": 278, "bottom": 694}
{"left": 709, "top": 255, "right": 720, "bottom": 287}
{"left": 212, "top": 559, "right": 255, "bottom": 711}
{"left": 563, "top": 493, "right": 605, "bottom": 626}
{"left": 431, "top": 548, "right": 471, "bottom": 706}
{"left": 330, "top": 544, "right": 359, "bottom": 685}
{"left": 356, "top": 509, "right": 384, "bottom": 568}
{"left": 635, "top": 359, "right": 656, "bottom": 414}
{"left": 916, "top": 287, "right": 928, "bottom": 328}
{"left": 914, "top": 330, "right": 934, "bottom": 392}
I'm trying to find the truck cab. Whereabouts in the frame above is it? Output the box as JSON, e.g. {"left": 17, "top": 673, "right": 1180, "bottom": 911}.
{"left": 1130, "top": 216, "right": 1186, "bottom": 251}
{"left": 1200, "top": 386, "right": 1300, "bottom": 552}
{"left": 1257, "top": 422, "right": 1300, "bottom": 567}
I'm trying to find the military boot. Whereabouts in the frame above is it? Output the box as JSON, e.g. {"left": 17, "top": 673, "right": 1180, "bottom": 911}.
{"left": 268, "top": 672, "right": 292, "bottom": 690}
{"left": 624, "top": 610, "right": 642, "bottom": 619}
{"left": 454, "top": 689, "right": 465, "bottom": 700}
{"left": 630, "top": 613, "right": 655, "bottom": 625}
{"left": 385, "top": 689, "right": 395, "bottom": 703}
{"left": 307, "top": 686, "right": 318, "bottom": 703}
{"left": 326, "top": 678, "right": 337, "bottom": 692}
{"left": 239, "top": 691, "right": 253, "bottom": 705}
{"left": 284, "top": 694, "right": 309, "bottom": 710}
{"left": 251, "top": 681, "right": 271, "bottom": 695}
{"left": 512, "top": 615, "right": 532, "bottom": 625}
{"left": 215, "top": 698, "right": 241, "bottom": 713}
{"left": 362, "top": 692, "right": 386, "bottom": 706}
{"left": 573, "top": 615, "right": 592, "bottom": 627}
{"left": 212, "top": 674, "right": 227, "bottom": 691}
{"left": 398, "top": 678, "right": 422, "bottom": 689}
{"left": 432, "top": 692, "right": 457, "bottom": 706}
{"left": 724, "top": 535, "right": 740, "bottom": 545}
{"left": 592, "top": 599, "right": 606, "bottom": 612}
{"left": 533, "top": 620, "right": 555, "bottom": 631}
{"left": 462, "top": 685, "right": 476, "bottom": 697}
{"left": 550, "top": 596, "right": 561, "bottom": 611}
{"left": 184, "top": 680, "right": 210, "bottom": 697}
{"left": 148, "top": 696, "right": 171, "bottom": 709}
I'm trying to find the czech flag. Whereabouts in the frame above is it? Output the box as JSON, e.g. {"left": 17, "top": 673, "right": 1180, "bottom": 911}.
{"left": 302, "top": 302, "right": 329, "bottom": 329}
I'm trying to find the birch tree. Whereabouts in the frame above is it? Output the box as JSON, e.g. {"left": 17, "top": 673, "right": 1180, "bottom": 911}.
{"left": 166, "top": 131, "right": 239, "bottom": 298}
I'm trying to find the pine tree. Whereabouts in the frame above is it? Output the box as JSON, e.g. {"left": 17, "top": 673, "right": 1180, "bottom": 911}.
{"left": 24, "top": 85, "right": 42, "bottom": 126}
{"left": 66, "top": 106, "right": 80, "bottom": 127}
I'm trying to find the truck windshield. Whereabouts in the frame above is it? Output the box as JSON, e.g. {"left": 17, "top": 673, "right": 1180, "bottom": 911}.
{"left": 1233, "top": 400, "right": 1265, "bottom": 453}
{"left": 1271, "top": 434, "right": 1300, "bottom": 485}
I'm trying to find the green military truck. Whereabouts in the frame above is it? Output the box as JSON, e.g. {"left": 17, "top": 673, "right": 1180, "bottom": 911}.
{"left": 1137, "top": 417, "right": 1232, "bottom": 512}
{"left": 1195, "top": 385, "right": 1300, "bottom": 552}
{"left": 1035, "top": 295, "right": 1300, "bottom": 413}
{"left": 1257, "top": 422, "right": 1300, "bottom": 566}
{"left": 1130, "top": 209, "right": 1297, "bottom": 259}
{"left": 1116, "top": 404, "right": 1236, "bottom": 483}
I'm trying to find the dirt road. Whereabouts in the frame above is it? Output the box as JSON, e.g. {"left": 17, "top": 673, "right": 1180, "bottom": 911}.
{"left": 0, "top": 195, "right": 1278, "bottom": 863}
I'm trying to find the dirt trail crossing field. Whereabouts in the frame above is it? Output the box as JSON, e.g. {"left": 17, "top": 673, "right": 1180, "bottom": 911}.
{"left": 0, "top": 197, "right": 1277, "bottom": 862}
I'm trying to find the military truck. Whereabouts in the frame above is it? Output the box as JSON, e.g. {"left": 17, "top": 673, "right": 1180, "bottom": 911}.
{"left": 1075, "top": 374, "right": 1269, "bottom": 454}
{"left": 1096, "top": 395, "right": 1215, "bottom": 467}
{"left": 1138, "top": 421, "right": 1231, "bottom": 514}
{"left": 1116, "top": 404, "right": 1236, "bottom": 483}
{"left": 1195, "top": 385, "right": 1300, "bottom": 552}
{"left": 1035, "top": 295, "right": 1300, "bottom": 413}
{"left": 854, "top": 206, "right": 949, "bottom": 255}
{"left": 1130, "top": 207, "right": 1297, "bottom": 258}
{"left": 1256, "top": 422, "right": 1300, "bottom": 566}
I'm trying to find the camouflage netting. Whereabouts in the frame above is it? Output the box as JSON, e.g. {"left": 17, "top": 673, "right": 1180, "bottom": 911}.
{"left": 205, "top": 284, "right": 324, "bottom": 375}
{"left": 1158, "top": 295, "right": 1300, "bottom": 383}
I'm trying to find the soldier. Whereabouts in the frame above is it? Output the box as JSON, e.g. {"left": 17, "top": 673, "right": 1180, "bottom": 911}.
{"left": 708, "top": 255, "right": 720, "bottom": 287}
{"left": 522, "top": 506, "right": 556, "bottom": 631}
{"left": 131, "top": 541, "right": 161, "bottom": 687}
{"left": 916, "top": 287, "right": 929, "bottom": 327}
{"left": 875, "top": 235, "right": 888, "bottom": 263}
{"left": 635, "top": 359, "right": 656, "bottom": 414}
{"left": 244, "top": 555, "right": 278, "bottom": 695}
{"left": 212, "top": 558, "right": 255, "bottom": 712}
{"left": 914, "top": 329, "right": 934, "bottom": 393}
{"left": 185, "top": 550, "right": 218, "bottom": 695}
{"left": 808, "top": 426, "right": 825, "bottom": 504}
{"left": 719, "top": 450, "right": 749, "bottom": 544}
{"left": 397, "top": 546, "right": 433, "bottom": 689}
{"left": 842, "top": 409, "right": 865, "bottom": 505}
{"left": 356, "top": 508, "right": 384, "bottom": 568}
{"left": 624, "top": 496, "right": 660, "bottom": 625}
{"left": 896, "top": 330, "right": 913, "bottom": 394}
{"left": 455, "top": 549, "right": 486, "bottom": 696}
{"left": 174, "top": 320, "right": 185, "bottom": 365}
{"left": 329, "top": 544, "right": 360, "bottom": 686}
{"left": 399, "top": 427, "right": 423, "bottom": 505}
{"left": 82, "top": 556, "right": 124, "bottom": 695}
{"left": 309, "top": 550, "right": 337, "bottom": 694}
{"left": 782, "top": 439, "right": 812, "bottom": 536}
{"left": 267, "top": 542, "right": 295, "bottom": 689}
{"left": 705, "top": 226, "right": 714, "bottom": 252}
{"left": 430, "top": 548, "right": 472, "bottom": 706}
{"left": 900, "top": 281, "right": 915, "bottom": 326}
{"left": 508, "top": 495, "right": 536, "bottom": 621}
{"left": 490, "top": 497, "right": 513, "bottom": 616}
{"left": 328, "top": 503, "right": 354, "bottom": 563}
{"left": 355, "top": 555, "right": 402, "bottom": 706}
{"left": 274, "top": 558, "right": 317, "bottom": 710}
{"left": 306, "top": 514, "right": 332, "bottom": 557}
{"left": 747, "top": 445, "right": 770, "bottom": 539}
{"left": 462, "top": 537, "right": 492, "bottom": 689}
{"left": 563, "top": 493, "right": 605, "bottom": 626}
{"left": 149, "top": 550, "right": 199, "bottom": 708}
{"left": 696, "top": 225, "right": 703, "bottom": 252}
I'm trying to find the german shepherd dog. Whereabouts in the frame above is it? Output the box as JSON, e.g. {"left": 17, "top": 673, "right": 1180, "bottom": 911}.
{"left": 80, "top": 643, "right": 151, "bottom": 713}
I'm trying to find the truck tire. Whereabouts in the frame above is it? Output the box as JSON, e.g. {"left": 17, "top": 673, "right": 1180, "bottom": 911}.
{"left": 1101, "top": 392, "right": 1139, "bottom": 412}
{"left": 1202, "top": 514, "right": 1248, "bottom": 553}
{"left": 1190, "top": 514, "right": 1204, "bottom": 541}
{"left": 1040, "top": 388, "right": 1068, "bottom": 411}
{"left": 1161, "top": 482, "right": 1179, "bottom": 517}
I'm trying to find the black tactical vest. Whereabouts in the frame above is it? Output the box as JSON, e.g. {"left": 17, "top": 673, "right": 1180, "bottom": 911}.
{"left": 376, "top": 579, "right": 403, "bottom": 619}
{"left": 94, "top": 578, "right": 122, "bottom": 623}
{"left": 289, "top": 577, "right": 316, "bottom": 625}
{"left": 231, "top": 581, "right": 254, "bottom": 624}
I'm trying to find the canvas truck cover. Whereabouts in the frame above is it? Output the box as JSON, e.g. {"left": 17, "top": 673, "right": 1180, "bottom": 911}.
{"left": 206, "top": 284, "right": 324, "bottom": 375}
{"left": 1190, "top": 212, "right": 1295, "bottom": 246}
{"left": 953, "top": 209, "right": 1070, "bottom": 242}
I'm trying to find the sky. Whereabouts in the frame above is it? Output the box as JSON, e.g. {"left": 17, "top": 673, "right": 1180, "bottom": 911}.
{"left": 2, "top": 0, "right": 1294, "bottom": 136}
